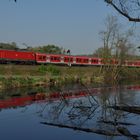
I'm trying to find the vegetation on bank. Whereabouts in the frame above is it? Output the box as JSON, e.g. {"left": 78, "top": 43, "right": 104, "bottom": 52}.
{"left": 0, "top": 64, "right": 98, "bottom": 89}
{"left": 0, "top": 64, "right": 140, "bottom": 89}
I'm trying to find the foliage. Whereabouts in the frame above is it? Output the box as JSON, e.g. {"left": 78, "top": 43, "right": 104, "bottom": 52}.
{"left": 27, "top": 44, "right": 63, "bottom": 54}
{"left": 46, "top": 65, "right": 61, "bottom": 76}
{"left": 93, "top": 47, "right": 104, "bottom": 57}
{"left": 0, "top": 42, "right": 63, "bottom": 54}
{"left": 0, "top": 42, "right": 18, "bottom": 50}
{"left": 38, "top": 64, "right": 61, "bottom": 76}
{"left": 38, "top": 64, "right": 47, "bottom": 74}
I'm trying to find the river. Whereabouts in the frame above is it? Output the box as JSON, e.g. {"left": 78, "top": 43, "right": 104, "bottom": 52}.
{"left": 0, "top": 84, "right": 140, "bottom": 140}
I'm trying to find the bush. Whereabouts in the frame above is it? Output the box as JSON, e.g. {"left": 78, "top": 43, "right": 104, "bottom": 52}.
{"left": 38, "top": 64, "right": 47, "bottom": 74}
{"left": 46, "top": 65, "right": 61, "bottom": 76}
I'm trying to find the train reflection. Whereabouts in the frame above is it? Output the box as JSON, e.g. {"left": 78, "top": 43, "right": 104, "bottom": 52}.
{"left": 0, "top": 85, "right": 139, "bottom": 109}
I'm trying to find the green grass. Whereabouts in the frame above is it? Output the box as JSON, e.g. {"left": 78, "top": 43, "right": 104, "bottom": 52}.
{"left": 0, "top": 64, "right": 140, "bottom": 89}
{"left": 0, "top": 64, "right": 100, "bottom": 77}
{"left": 0, "top": 64, "right": 102, "bottom": 89}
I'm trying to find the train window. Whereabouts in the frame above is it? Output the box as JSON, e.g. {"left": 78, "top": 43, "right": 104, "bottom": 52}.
{"left": 50, "top": 57, "right": 54, "bottom": 61}
{"left": 92, "top": 59, "right": 98, "bottom": 63}
{"left": 51, "top": 57, "right": 60, "bottom": 61}
{"left": 83, "top": 59, "right": 88, "bottom": 63}
{"left": 76, "top": 58, "right": 81, "bottom": 62}
{"left": 38, "top": 56, "right": 43, "bottom": 60}
{"left": 38, "top": 56, "right": 45, "bottom": 61}
{"left": 43, "top": 56, "right": 46, "bottom": 60}
{"left": 56, "top": 57, "right": 60, "bottom": 61}
{"left": 64, "top": 57, "right": 73, "bottom": 62}
{"left": 70, "top": 58, "right": 73, "bottom": 61}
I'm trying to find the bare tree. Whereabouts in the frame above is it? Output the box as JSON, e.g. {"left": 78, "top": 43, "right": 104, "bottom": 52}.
{"left": 105, "top": 0, "right": 140, "bottom": 22}
{"left": 97, "top": 15, "right": 135, "bottom": 82}
{"left": 99, "top": 15, "right": 119, "bottom": 61}
{"left": 99, "top": 15, "right": 135, "bottom": 61}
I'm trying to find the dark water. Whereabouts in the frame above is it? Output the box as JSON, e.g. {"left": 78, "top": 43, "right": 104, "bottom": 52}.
{"left": 0, "top": 84, "right": 140, "bottom": 140}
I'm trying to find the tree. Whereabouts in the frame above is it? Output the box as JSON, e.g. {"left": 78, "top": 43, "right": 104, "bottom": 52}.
{"left": 105, "top": 0, "right": 140, "bottom": 22}
{"left": 99, "top": 15, "right": 135, "bottom": 63}
{"left": 114, "top": 29, "right": 135, "bottom": 65}
{"left": 93, "top": 47, "right": 105, "bottom": 57}
{"left": 0, "top": 42, "right": 18, "bottom": 50}
{"left": 99, "top": 15, "right": 119, "bottom": 61}
{"left": 27, "top": 44, "right": 63, "bottom": 54}
{"left": 96, "top": 15, "right": 135, "bottom": 82}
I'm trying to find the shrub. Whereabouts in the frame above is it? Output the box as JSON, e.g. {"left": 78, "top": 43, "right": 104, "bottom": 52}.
{"left": 46, "top": 65, "right": 61, "bottom": 76}
{"left": 38, "top": 64, "right": 47, "bottom": 74}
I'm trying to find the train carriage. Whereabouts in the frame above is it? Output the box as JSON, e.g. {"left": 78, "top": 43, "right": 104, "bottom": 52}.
{"left": 0, "top": 49, "right": 35, "bottom": 64}
{"left": 0, "top": 49, "right": 140, "bottom": 67}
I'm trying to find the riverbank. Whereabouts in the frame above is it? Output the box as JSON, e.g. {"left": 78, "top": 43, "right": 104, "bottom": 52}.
{"left": 0, "top": 64, "right": 140, "bottom": 89}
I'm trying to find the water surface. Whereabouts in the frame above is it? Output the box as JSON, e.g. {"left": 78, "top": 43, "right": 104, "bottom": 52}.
{"left": 0, "top": 84, "right": 140, "bottom": 140}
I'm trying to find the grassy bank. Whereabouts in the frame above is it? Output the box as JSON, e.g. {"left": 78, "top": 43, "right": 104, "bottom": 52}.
{"left": 0, "top": 64, "right": 140, "bottom": 89}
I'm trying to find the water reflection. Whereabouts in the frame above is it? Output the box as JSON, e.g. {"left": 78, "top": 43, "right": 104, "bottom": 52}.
{"left": 0, "top": 84, "right": 140, "bottom": 140}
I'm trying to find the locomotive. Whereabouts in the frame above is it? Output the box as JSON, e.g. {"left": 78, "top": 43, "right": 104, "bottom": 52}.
{"left": 0, "top": 49, "right": 140, "bottom": 67}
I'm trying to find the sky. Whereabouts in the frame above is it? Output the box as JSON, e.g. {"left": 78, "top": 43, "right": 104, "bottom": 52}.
{"left": 0, "top": 0, "right": 140, "bottom": 54}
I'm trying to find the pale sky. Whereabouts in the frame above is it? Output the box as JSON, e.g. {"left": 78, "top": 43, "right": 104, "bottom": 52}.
{"left": 0, "top": 0, "right": 139, "bottom": 54}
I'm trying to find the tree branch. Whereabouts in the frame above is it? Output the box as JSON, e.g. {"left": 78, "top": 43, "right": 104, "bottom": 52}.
{"left": 105, "top": 0, "right": 140, "bottom": 22}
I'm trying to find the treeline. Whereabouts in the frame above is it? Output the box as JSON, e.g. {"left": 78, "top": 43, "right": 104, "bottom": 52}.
{"left": 0, "top": 42, "right": 18, "bottom": 50}
{"left": 26, "top": 44, "right": 63, "bottom": 54}
{"left": 0, "top": 42, "right": 63, "bottom": 54}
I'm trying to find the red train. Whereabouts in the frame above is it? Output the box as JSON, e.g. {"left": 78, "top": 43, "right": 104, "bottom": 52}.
{"left": 0, "top": 49, "right": 140, "bottom": 67}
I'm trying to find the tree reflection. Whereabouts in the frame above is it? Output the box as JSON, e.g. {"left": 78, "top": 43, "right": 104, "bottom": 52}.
{"left": 38, "top": 84, "right": 140, "bottom": 139}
